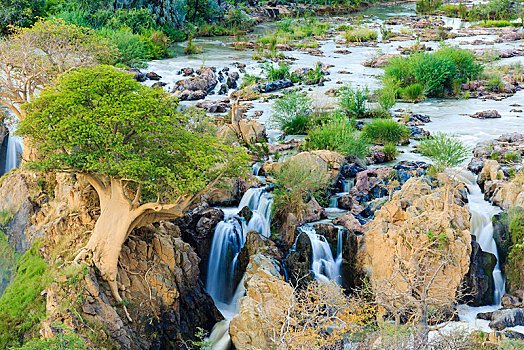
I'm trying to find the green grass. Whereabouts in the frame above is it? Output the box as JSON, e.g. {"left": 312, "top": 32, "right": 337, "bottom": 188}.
{"left": 306, "top": 118, "right": 370, "bottom": 159}
{"left": 257, "top": 18, "right": 329, "bottom": 46}
{"left": 270, "top": 91, "right": 312, "bottom": 134}
{"left": 362, "top": 119, "right": 410, "bottom": 145}
{"left": 344, "top": 27, "right": 377, "bottom": 42}
{"left": 0, "top": 241, "right": 52, "bottom": 348}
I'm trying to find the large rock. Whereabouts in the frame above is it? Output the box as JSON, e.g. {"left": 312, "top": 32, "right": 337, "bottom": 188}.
{"left": 285, "top": 231, "right": 314, "bottom": 286}
{"left": 229, "top": 254, "right": 292, "bottom": 350}
{"left": 237, "top": 231, "right": 282, "bottom": 285}
{"left": 493, "top": 212, "right": 512, "bottom": 269}
{"left": 490, "top": 308, "right": 524, "bottom": 330}
{"left": 287, "top": 150, "right": 345, "bottom": 179}
{"left": 470, "top": 110, "right": 502, "bottom": 119}
{"left": 461, "top": 238, "right": 497, "bottom": 306}
{"left": 172, "top": 67, "right": 217, "bottom": 100}
{"left": 359, "top": 177, "right": 472, "bottom": 317}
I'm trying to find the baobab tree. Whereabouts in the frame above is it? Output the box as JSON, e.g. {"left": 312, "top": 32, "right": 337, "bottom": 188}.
{"left": 18, "top": 65, "right": 249, "bottom": 319}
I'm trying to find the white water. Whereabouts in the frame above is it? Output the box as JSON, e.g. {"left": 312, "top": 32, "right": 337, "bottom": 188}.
{"left": 206, "top": 187, "right": 273, "bottom": 348}
{"left": 3, "top": 125, "right": 22, "bottom": 175}
{"left": 298, "top": 224, "right": 343, "bottom": 284}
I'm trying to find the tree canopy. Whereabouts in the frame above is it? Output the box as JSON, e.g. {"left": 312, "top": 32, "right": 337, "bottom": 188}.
{"left": 19, "top": 65, "right": 249, "bottom": 201}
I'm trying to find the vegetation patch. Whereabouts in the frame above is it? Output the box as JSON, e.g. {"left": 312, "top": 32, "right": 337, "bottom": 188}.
{"left": 344, "top": 27, "right": 377, "bottom": 42}
{"left": 362, "top": 119, "right": 410, "bottom": 145}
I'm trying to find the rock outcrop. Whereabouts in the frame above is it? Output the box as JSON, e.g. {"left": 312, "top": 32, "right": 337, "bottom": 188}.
{"left": 229, "top": 254, "right": 292, "bottom": 350}
{"left": 461, "top": 238, "right": 497, "bottom": 306}
{"left": 172, "top": 67, "right": 217, "bottom": 101}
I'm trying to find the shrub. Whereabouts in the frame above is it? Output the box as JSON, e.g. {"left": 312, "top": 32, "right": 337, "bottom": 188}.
{"left": 270, "top": 91, "right": 312, "bottom": 135}
{"left": 402, "top": 83, "right": 425, "bottom": 102}
{"left": 97, "top": 27, "right": 148, "bottom": 67}
{"left": 345, "top": 27, "right": 377, "bottom": 42}
{"left": 272, "top": 159, "right": 330, "bottom": 222}
{"left": 306, "top": 118, "right": 370, "bottom": 159}
{"left": 418, "top": 132, "right": 470, "bottom": 171}
{"left": 377, "top": 87, "right": 396, "bottom": 112}
{"left": 338, "top": 85, "right": 369, "bottom": 117}
{"left": 241, "top": 74, "right": 262, "bottom": 88}
{"left": 142, "top": 29, "right": 170, "bottom": 60}
{"left": 263, "top": 62, "right": 290, "bottom": 81}
{"left": 383, "top": 143, "right": 398, "bottom": 160}
{"left": 362, "top": 119, "right": 410, "bottom": 145}
{"left": 416, "top": 0, "right": 443, "bottom": 14}
{"left": 11, "top": 323, "right": 88, "bottom": 349}
{"left": 434, "top": 46, "right": 483, "bottom": 82}
{"left": 184, "top": 33, "right": 203, "bottom": 55}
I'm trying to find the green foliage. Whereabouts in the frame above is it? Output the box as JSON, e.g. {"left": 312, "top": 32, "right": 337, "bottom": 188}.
{"left": 383, "top": 46, "right": 483, "bottom": 97}
{"left": 0, "top": 0, "right": 46, "bottom": 34}
{"left": 263, "top": 62, "right": 290, "bottom": 82}
{"left": 0, "top": 216, "right": 19, "bottom": 297}
{"left": 510, "top": 210, "right": 524, "bottom": 245}
{"left": 383, "top": 143, "right": 398, "bottom": 160}
{"left": 10, "top": 323, "right": 88, "bottom": 349}
{"left": 97, "top": 27, "right": 148, "bottom": 67}
{"left": 338, "top": 85, "right": 369, "bottom": 117}
{"left": 306, "top": 118, "right": 370, "bottom": 159}
{"left": 184, "top": 33, "right": 203, "bottom": 55}
{"left": 418, "top": 132, "right": 470, "bottom": 171}
{"left": 377, "top": 87, "right": 396, "bottom": 112}
{"left": 506, "top": 243, "right": 524, "bottom": 293}
{"left": 270, "top": 91, "right": 312, "bottom": 134}
{"left": 362, "top": 119, "right": 410, "bottom": 145}
{"left": 0, "top": 242, "right": 51, "bottom": 348}
{"left": 402, "top": 83, "right": 425, "bottom": 102}
{"left": 18, "top": 65, "right": 249, "bottom": 201}
{"left": 272, "top": 158, "right": 330, "bottom": 223}
{"left": 142, "top": 29, "right": 170, "bottom": 59}
{"left": 260, "top": 18, "right": 329, "bottom": 45}
{"left": 345, "top": 27, "right": 377, "bottom": 42}
{"left": 416, "top": 0, "right": 443, "bottom": 14}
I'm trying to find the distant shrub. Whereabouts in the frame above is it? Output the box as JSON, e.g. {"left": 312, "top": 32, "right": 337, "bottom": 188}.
{"left": 264, "top": 62, "right": 290, "bottom": 82}
{"left": 338, "top": 85, "right": 369, "bottom": 117}
{"left": 184, "top": 33, "right": 203, "bottom": 55}
{"left": 306, "top": 118, "right": 369, "bottom": 159}
{"left": 270, "top": 91, "right": 312, "bottom": 135}
{"left": 362, "top": 119, "right": 410, "bottom": 145}
{"left": 241, "top": 74, "right": 262, "bottom": 88}
{"left": 142, "top": 29, "right": 170, "bottom": 59}
{"left": 345, "top": 27, "right": 377, "bottom": 42}
{"left": 377, "top": 87, "right": 396, "bottom": 112}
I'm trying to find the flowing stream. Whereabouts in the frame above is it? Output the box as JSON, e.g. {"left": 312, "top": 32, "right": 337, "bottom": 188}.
{"left": 2, "top": 124, "right": 22, "bottom": 176}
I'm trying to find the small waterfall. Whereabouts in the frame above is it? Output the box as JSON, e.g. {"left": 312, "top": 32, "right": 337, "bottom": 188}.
{"left": 461, "top": 171, "right": 505, "bottom": 304}
{"left": 3, "top": 125, "right": 22, "bottom": 175}
{"left": 206, "top": 187, "right": 273, "bottom": 348}
{"left": 299, "top": 225, "right": 343, "bottom": 284}
{"left": 343, "top": 179, "right": 353, "bottom": 193}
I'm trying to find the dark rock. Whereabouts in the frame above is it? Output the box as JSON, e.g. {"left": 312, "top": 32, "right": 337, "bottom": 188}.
{"left": 218, "top": 83, "right": 228, "bottom": 95}
{"left": 238, "top": 206, "right": 253, "bottom": 223}
{"left": 146, "top": 72, "right": 162, "bottom": 80}
{"left": 408, "top": 126, "right": 430, "bottom": 140}
{"left": 6, "top": 198, "right": 37, "bottom": 253}
{"left": 477, "top": 311, "right": 493, "bottom": 320}
{"left": 493, "top": 212, "right": 512, "bottom": 269}
{"left": 152, "top": 82, "right": 167, "bottom": 88}
{"left": 337, "top": 194, "right": 353, "bottom": 210}
{"left": 490, "top": 308, "right": 524, "bottom": 330}
{"left": 461, "top": 238, "right": 497, "bottom": 306}
{"left": 174, "top": 206, "right": 224, "bottom": 278}
{"left": 502, "top": 294, "right": 522, "bottom": 309}
{"left": 227, "top": 72, "right": 240, "bottom": 89}
{"left": 178, "top": 67, "right": 194, "bottom": 76}
{"left": 340, "top": 163, "right": 366, "bottom": 178}
{"left": 285, "top": 231, "right": 314, "bottom": 287}
{"left": 470, "top": 110, "right": 502, "bottom": 119}
{"left": 468, "top": 158, "right": 485, "bottom": 174}
{"left": 172, "top": 67, "right": 217, "bottom": 100}
{"left": 257, "top": 79, "right": 293, "bottom": 93}
{"left": 128, "top": 68, "right": 147, "bottom": 82}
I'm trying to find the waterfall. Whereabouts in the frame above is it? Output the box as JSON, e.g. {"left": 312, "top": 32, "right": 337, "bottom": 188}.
{"left": 206, "top": 187, "right": 273, "bottom": 348}
{"left": 461, "top": 171, "right": 505, "bottom": 304}
{"left": 3, "top": 125, "right": 22, "bottom": 175}
{"left": 299, "top": 225, "right": 343, "bottom": 284}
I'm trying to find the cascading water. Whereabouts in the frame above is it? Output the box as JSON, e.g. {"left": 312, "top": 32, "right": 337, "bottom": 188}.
{"left": 3, "top": 125, "right": 22, "bottom": 175}
{"left": 298, "top": 225, "right": 343, "bottom": 284}
{"left": 206, "top": 186, "right": 273, "bottom": 349}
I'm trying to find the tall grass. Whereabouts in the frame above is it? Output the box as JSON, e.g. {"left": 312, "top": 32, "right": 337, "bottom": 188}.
{"left": 362, "top": 119, "right": 411, "bottom": 145}
{"left": 306, "top": 118, "right": 370, "bottom": 159}
{"left": 338, "top": 85, "right": 369, "bottom": 117}
{"left": 263, "top": 62, "right": 290, "bottom": 81}
{"left": 270, "top": 91, "right": 312, "bottom": 135}
{"left": 345, "top": 27, "right": 377, "bottom": 42}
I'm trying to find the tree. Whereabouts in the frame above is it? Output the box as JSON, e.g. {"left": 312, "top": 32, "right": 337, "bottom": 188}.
{"left": 18, "top": 65, "right": 250, "bottom": 319}
{"left": 0, "top": 0, "right": 46, "bottom": 35}
{"left": 0, "top": 18, "right": 115, "bottom": 121}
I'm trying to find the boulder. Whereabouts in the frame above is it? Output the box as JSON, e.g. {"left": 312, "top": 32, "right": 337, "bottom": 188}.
{"left": 128, "top": 68, "right": 146, "bottom": 82}
{"left": 146, "top": 72, "right": 162, "bottom": 80}
{"left": 287, "top": 150, "right": 345, "bottom": 179}
{"left": 257, "top": 79, "right": 293, "bottom": 93}
{"left": 362, "top": 54, "right": 397, "bottom": 68}
{"left": 493, "top": 212, "right": 512, "bottom": 268}
{"left": 470, "top": 110, "right": 502, "bottom": 119}
{"left": 172, "top": 67, "right": 217, "bottom": 99}
{"left": 285, "top": 231, "right": 314, "bottom": 286}
{"left": 461, "top": 238, "right": 497, "bottom": 306}
{"left": 237, "top": 231, "right": 282, "bottom": 282}
{"left": 490, "top": 308, "right": 524, "bottom": 330}
{"left": 502, "top": 294, "right": 522, "bottom": 309}
{"left": 333, "top": 213, "right": 366, "bottom": 235}
{"left": 229, "top": 254, "right": 292, "bottom": 350}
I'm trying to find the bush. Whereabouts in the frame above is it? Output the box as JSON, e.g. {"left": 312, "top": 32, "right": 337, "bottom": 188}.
{"left": 263, "top": 62, "right": 290, "bottom": 81}
{"left": 184, "top": 33, "right": 203, "bottom": 55}
{"left": 345, "top": 27, "right": 377, "bottom": 42}
{"left": 377, "top": 87, "right": 396, "bottom": 112}
{"left": 142, "top": 29, "right": 170, "bottom": 60}
{"left": 383, "top": 143, "right": 399, "bottom": 160}
{"left": 418, "top": 132, "right": 470, "bottom": 171}
{"left": 0, "top": 0, "right": 47, "bottom": 34}
{"left": 306, "top": 118, "right": 369, "bottom": 159}
{"left": 402, "top": 83, "right": 425, "bottom": 102}
{"left": 383, "top": 47, "right": 483, "bottom": 97}
{"left": 241, "top": 74, "right": 262, "bottom": 88}
{"left": 362, "top": 119, "right": 410, "bottom": 145}
{"left": 11, "top": 323, "right": 88, "bottom": 349}
{"left": 272, "top": 158, "right": 330, "bottom": 222}
{"left": 416, "top": 0, "right": 443, "bottom": 14}
{"left": 338, "top": 85, "right": 369, "bottom": 117}
{"left": 270, "top": 91, "right": 312, "bottom": 135}
{"left": 97, "top": 27, "right": 148, "bottom": 67}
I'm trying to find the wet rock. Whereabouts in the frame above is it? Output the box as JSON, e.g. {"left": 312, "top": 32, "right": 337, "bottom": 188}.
{"left": 172, "top": 67, "right": 217, "bottom": 100}
{"left": 334, "top": 49, "right": 352, "bottom": 54}
{"left": 409, "top": 126, "right": 430, "bottom": 140}
{"left": 128, "top": 68, "right": 146, "bottom": 82}
{"left": 362, "top": 54, "right": 397, "bottom": 68}
{"left": 218, "top": 83, "right": 228, "bottom": 95}
{"left": 237, "top": 231, "right": 282, "bottom": 280}
{"left": 470, "top": 110, "right": 502, "bottom": 119}
{"left": 492, "top": 212, "right": 512, "bottom": 269}
{"left": 257, "top": 78, "right": 293, "bottom": 93}
{"left": 178, "top": 67, "right": 194, "bottom": 76}
{"left": 227, "top": 71, "right": 240, "bottom": 89}
{"left": 468, "top": 158, "right": 485, "bottom": 174}
{"left": 195, "top": 98, "right": 230, "bottom": 113}
{"left": 146, "top": 72, "right": 162, "bottom": 80}
{"left": 333, "top": 213, "right": 366, "bottom": 235}
{"left": 461, "top": 238, "right": 497, "bottom": 306}
{"left": 496, "top": 32, "right": 524, "bottom": 42}
{"left": 337, "top": 194, "right": 353, "bottom": 210}
{"left": 152, "top": 81, "right": 167, "bottom": 88}
{"left": 502, "top": 294, "right": 522, "bottom": 309}
{"left": 285, "top": 231, "right": 314, "bottom": 286}
{"left": 238, "top": 206, "right": 253, "bottom": 223}
{"left": 340, "top": 163, "right": 366, "bottom": 178}
{"left": 490, "top": 308, "right": 524, "bottom": 330}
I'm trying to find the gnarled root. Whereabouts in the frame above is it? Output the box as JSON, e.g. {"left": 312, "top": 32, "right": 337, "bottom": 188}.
{"left": 109, "top": 278, "right": 133, "bottom": 323}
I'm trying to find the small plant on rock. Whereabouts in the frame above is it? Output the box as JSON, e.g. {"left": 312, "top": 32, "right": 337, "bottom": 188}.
{"left": 338, "top": 84, "right": 369, "bottom": 117}
{"left": 270, "top": 91, "right": 312, "bottom": 135}
{"left": 362, "top": 119, "right": 411, "bottom": 145}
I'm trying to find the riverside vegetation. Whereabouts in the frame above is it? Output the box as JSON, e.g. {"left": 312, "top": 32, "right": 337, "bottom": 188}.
{"left": 0, "top": 0, "right": 524, "bottom": 349}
